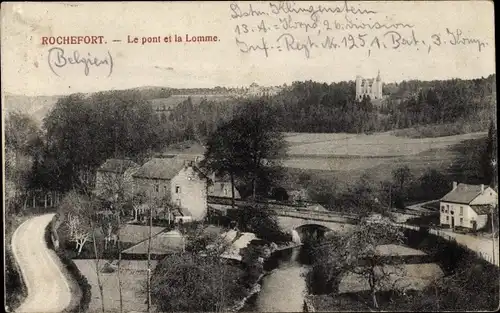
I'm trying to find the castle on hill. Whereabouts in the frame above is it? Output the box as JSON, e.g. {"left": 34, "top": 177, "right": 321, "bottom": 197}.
{"left": 356, "top": 71, "right": 383, "bottom": 101}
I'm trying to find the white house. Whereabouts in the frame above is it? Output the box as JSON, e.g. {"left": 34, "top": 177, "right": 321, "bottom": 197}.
{"left": 132, "top": 156, "right": 209, "bottom": 221}
{"left": 439, "top": 182, "right": 498, "bottom": 231}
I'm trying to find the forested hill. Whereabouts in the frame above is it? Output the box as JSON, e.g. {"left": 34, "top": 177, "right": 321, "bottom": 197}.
{"left": 165, "top": 74, "right": 496, "bottom": 141}
{"left": 265, "top": 75, "right": 496, "bottom": 133}
{"left": 4, "top": 74, "right": 496, "bottom": 140}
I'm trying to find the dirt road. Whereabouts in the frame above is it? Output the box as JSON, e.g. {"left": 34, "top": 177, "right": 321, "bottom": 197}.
{"left": 12, "top": 213, "right": 72, "bottom": 312}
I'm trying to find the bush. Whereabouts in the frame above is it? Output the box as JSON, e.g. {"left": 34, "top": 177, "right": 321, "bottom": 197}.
{"left": 5, "top": 248, "right": 27, "bottom": 312}
{"left": 151, "top": 253, "right": 247, "bottom": 312}
{"left": 229, "top": 206, "right": 290, "bottom": 243}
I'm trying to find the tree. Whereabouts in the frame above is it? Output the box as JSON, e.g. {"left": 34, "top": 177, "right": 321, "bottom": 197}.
{"left": 201, "top": 119, "right": 245, "bottom": 208}
{"left": 95, "top": 164, "right": 139, "bottom": 313}
{"left": 58, "top": 191, "right": 93, "bottom": 255}
{"left": 40, "top": 91, "right": 163, "bottom": 192}
{"left": 150, "top": 239, "right": 246, "bottom": 312}
{"left": 307, "top": 233, "right": 346, "bottom": 295}
{"left": 482, "top": 120, "right": 498, "bottom": 187}
{"left": 202, "top": 99, "right": 288, "bottom": 201}
{"left": 4, "top": 112, "right": 43, "bottom": 212}
{"left": 311, "top": 218, "right": 407, "bottom": 309}
{"left": 392, "top": 166, "right": 413, "bottom": 209}
{"left": 58, "top": 190, "right": 106, "bottom": 313}
{"left": 416, "top": 168, "right": 450, "bottom": 200}
{"left": 231, "top": 205, "right": 290, "bottom": 243}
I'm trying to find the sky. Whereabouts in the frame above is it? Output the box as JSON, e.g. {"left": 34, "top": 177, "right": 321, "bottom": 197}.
{"left": 1, "top": 1, "right": 496, "bottom": 96}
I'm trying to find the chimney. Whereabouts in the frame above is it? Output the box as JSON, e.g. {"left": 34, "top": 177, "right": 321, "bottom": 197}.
{"left": 453, "top": 181, "right": 458, "bottom": 190}
{"left": 481, "top": 184, "right": 485, "bottom": 193}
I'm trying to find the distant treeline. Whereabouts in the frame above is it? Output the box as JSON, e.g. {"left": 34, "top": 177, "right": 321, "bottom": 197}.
{"left": 163, "top": 74, "right": 496, "bottom": 142}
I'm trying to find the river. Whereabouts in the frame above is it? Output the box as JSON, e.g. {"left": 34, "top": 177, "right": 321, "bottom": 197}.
{"left": 242, "top": 246, "right": 311, "bottom": 312}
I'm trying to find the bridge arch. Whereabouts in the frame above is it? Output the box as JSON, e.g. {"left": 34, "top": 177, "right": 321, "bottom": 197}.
{"left": 276, "top": 215, "right": 354, "bottom": 234}
{"left": 294, "top": 224, "right": 333, "bottom": 241}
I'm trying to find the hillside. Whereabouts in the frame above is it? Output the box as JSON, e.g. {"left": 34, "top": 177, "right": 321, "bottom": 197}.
{"left": 3, "top": 94, "right": 61, "bottom": 125}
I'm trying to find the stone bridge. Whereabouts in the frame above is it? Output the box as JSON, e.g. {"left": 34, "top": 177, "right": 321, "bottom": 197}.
{"left": 273, "top": 208, "right": 358, "bottom": 236}
{"left": 207, "top": 196, "right": 360, "bottom": 238}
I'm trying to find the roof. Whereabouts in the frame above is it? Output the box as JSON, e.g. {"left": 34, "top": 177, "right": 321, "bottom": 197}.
{"left": 97, "top": 159, "right": 139, "bottom": 174}
{"left": 118, "top": 224, "right": 167, "bottom": 244}
{"left": 441, "top": 183, "right": 487, "bottom": 204}
{"left": 132, "top": 157, "right": 186, "bottom": 180}
{"left": 122, "top": 230, "right": 185, "bottom": 255}
{"left": 470, "top": 204, "right": 495, "bottom": 215}
{"left": 172, "top": 206, "right": 192, "bottom": 217}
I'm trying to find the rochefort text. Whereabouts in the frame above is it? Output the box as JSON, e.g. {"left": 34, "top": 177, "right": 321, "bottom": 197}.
{"left": 356, "top": 71, "right": 383, "bottom": 100}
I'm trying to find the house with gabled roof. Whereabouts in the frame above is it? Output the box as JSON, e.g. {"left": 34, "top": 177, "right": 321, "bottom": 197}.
{"left": 439, "top": 181, "right": 498, "bottom": 231}
{"left": 95, "top": 158, "right": 140, "bottom": 200}
{"left": 208, "top": 181, "right": 241, "bottom": 199}
{"left": 132, "top": 155, "right": 209, "bottom": 221}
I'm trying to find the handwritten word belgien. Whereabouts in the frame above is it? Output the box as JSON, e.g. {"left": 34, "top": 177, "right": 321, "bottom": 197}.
{"left": 48, "top": 47, "right": 113, "bottom": 77}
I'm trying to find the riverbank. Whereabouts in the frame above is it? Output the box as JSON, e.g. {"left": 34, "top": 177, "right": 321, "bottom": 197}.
{"left": 242, "top": 245, "right": 310, "bottom": 312}
{"left": 227, "top": 273, "right": 264, "bottom": 312}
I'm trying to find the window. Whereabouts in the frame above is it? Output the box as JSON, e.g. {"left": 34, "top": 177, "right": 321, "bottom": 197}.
{"left": 460, "top": 218, "right": 463, "bottom": 224}
{"left": 175, "top": 186, "right": 180, "bottom": 193}
{"left": 441, "top": 206, "right": 445, "bottom": 213}
{"left": 446, "top": 216, "right": 449, "bottom": 221}
{"left": 460, "top": 207, "right": 463, "bottom": 216}
{"left": 154, "top": 184, "right": 159, "bottom": 193}
{"left": 163, "top": 185, "right": 168, "bottom": 194}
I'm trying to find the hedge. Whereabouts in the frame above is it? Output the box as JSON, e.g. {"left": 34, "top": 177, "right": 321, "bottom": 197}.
{"left": 45, "top": 216, "right": 92, "bottom": 313}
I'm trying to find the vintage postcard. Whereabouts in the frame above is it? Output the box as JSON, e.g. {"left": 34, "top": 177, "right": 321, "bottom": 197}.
{"left": 2, "top": 1, "right": 498, "bottom": 313}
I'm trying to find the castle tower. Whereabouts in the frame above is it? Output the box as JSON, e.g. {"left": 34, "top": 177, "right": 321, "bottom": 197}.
{"left": 376, "top": 70, "right": 383, "bottom": 99}
{"left": 355, "top": 75, "right": 362, "bottom": 100}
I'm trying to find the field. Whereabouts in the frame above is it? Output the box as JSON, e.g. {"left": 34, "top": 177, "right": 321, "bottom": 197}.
{"left": 74, "top": 259, "right": 159, "bottom": 313}
{"left": 284, "top": 131, "right": 487, "bottom": 158}
{"left": 282, "top": 132, "right": 487, "bottom": 196}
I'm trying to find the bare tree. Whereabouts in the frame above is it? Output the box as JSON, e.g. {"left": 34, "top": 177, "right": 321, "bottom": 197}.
{"left": 344, "top": 218, "right": 407, "bottom": 309}
{"left": 94, "top": 162, "right": 138, "bottom": 313}
{"left": 58, "top": 190, "right": 106, "bottom": 313}
{"left": 312, "top": 217, "right": 407, "bottom": 310}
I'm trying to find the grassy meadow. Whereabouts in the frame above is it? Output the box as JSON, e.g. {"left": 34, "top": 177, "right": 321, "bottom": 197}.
{"left": 281, "top": 131, "right": 488, "bottom": 197}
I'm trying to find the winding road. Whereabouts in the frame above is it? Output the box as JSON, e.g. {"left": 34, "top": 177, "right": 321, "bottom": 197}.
{"left": 11, "top": 213, "right": 72, "bottom": 313}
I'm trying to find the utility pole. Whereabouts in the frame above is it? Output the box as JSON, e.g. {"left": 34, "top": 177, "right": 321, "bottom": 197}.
{"left": 492, "top": 204, "right": 497, "bottom": 265}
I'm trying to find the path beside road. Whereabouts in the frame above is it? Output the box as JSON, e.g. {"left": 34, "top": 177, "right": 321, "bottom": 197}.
{"left": 12, "top": 213, "right": 73, "bottom": 312}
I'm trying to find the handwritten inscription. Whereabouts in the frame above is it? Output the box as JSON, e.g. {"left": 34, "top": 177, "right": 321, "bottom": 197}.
{"left": 235, "top": 29, "right": 488, "bottom": 59}
{"left": 48, "top": 47, "right": 113, "bottom": 77}
{"left": 230, "top": 1, "right": 490, "bottom": 59}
